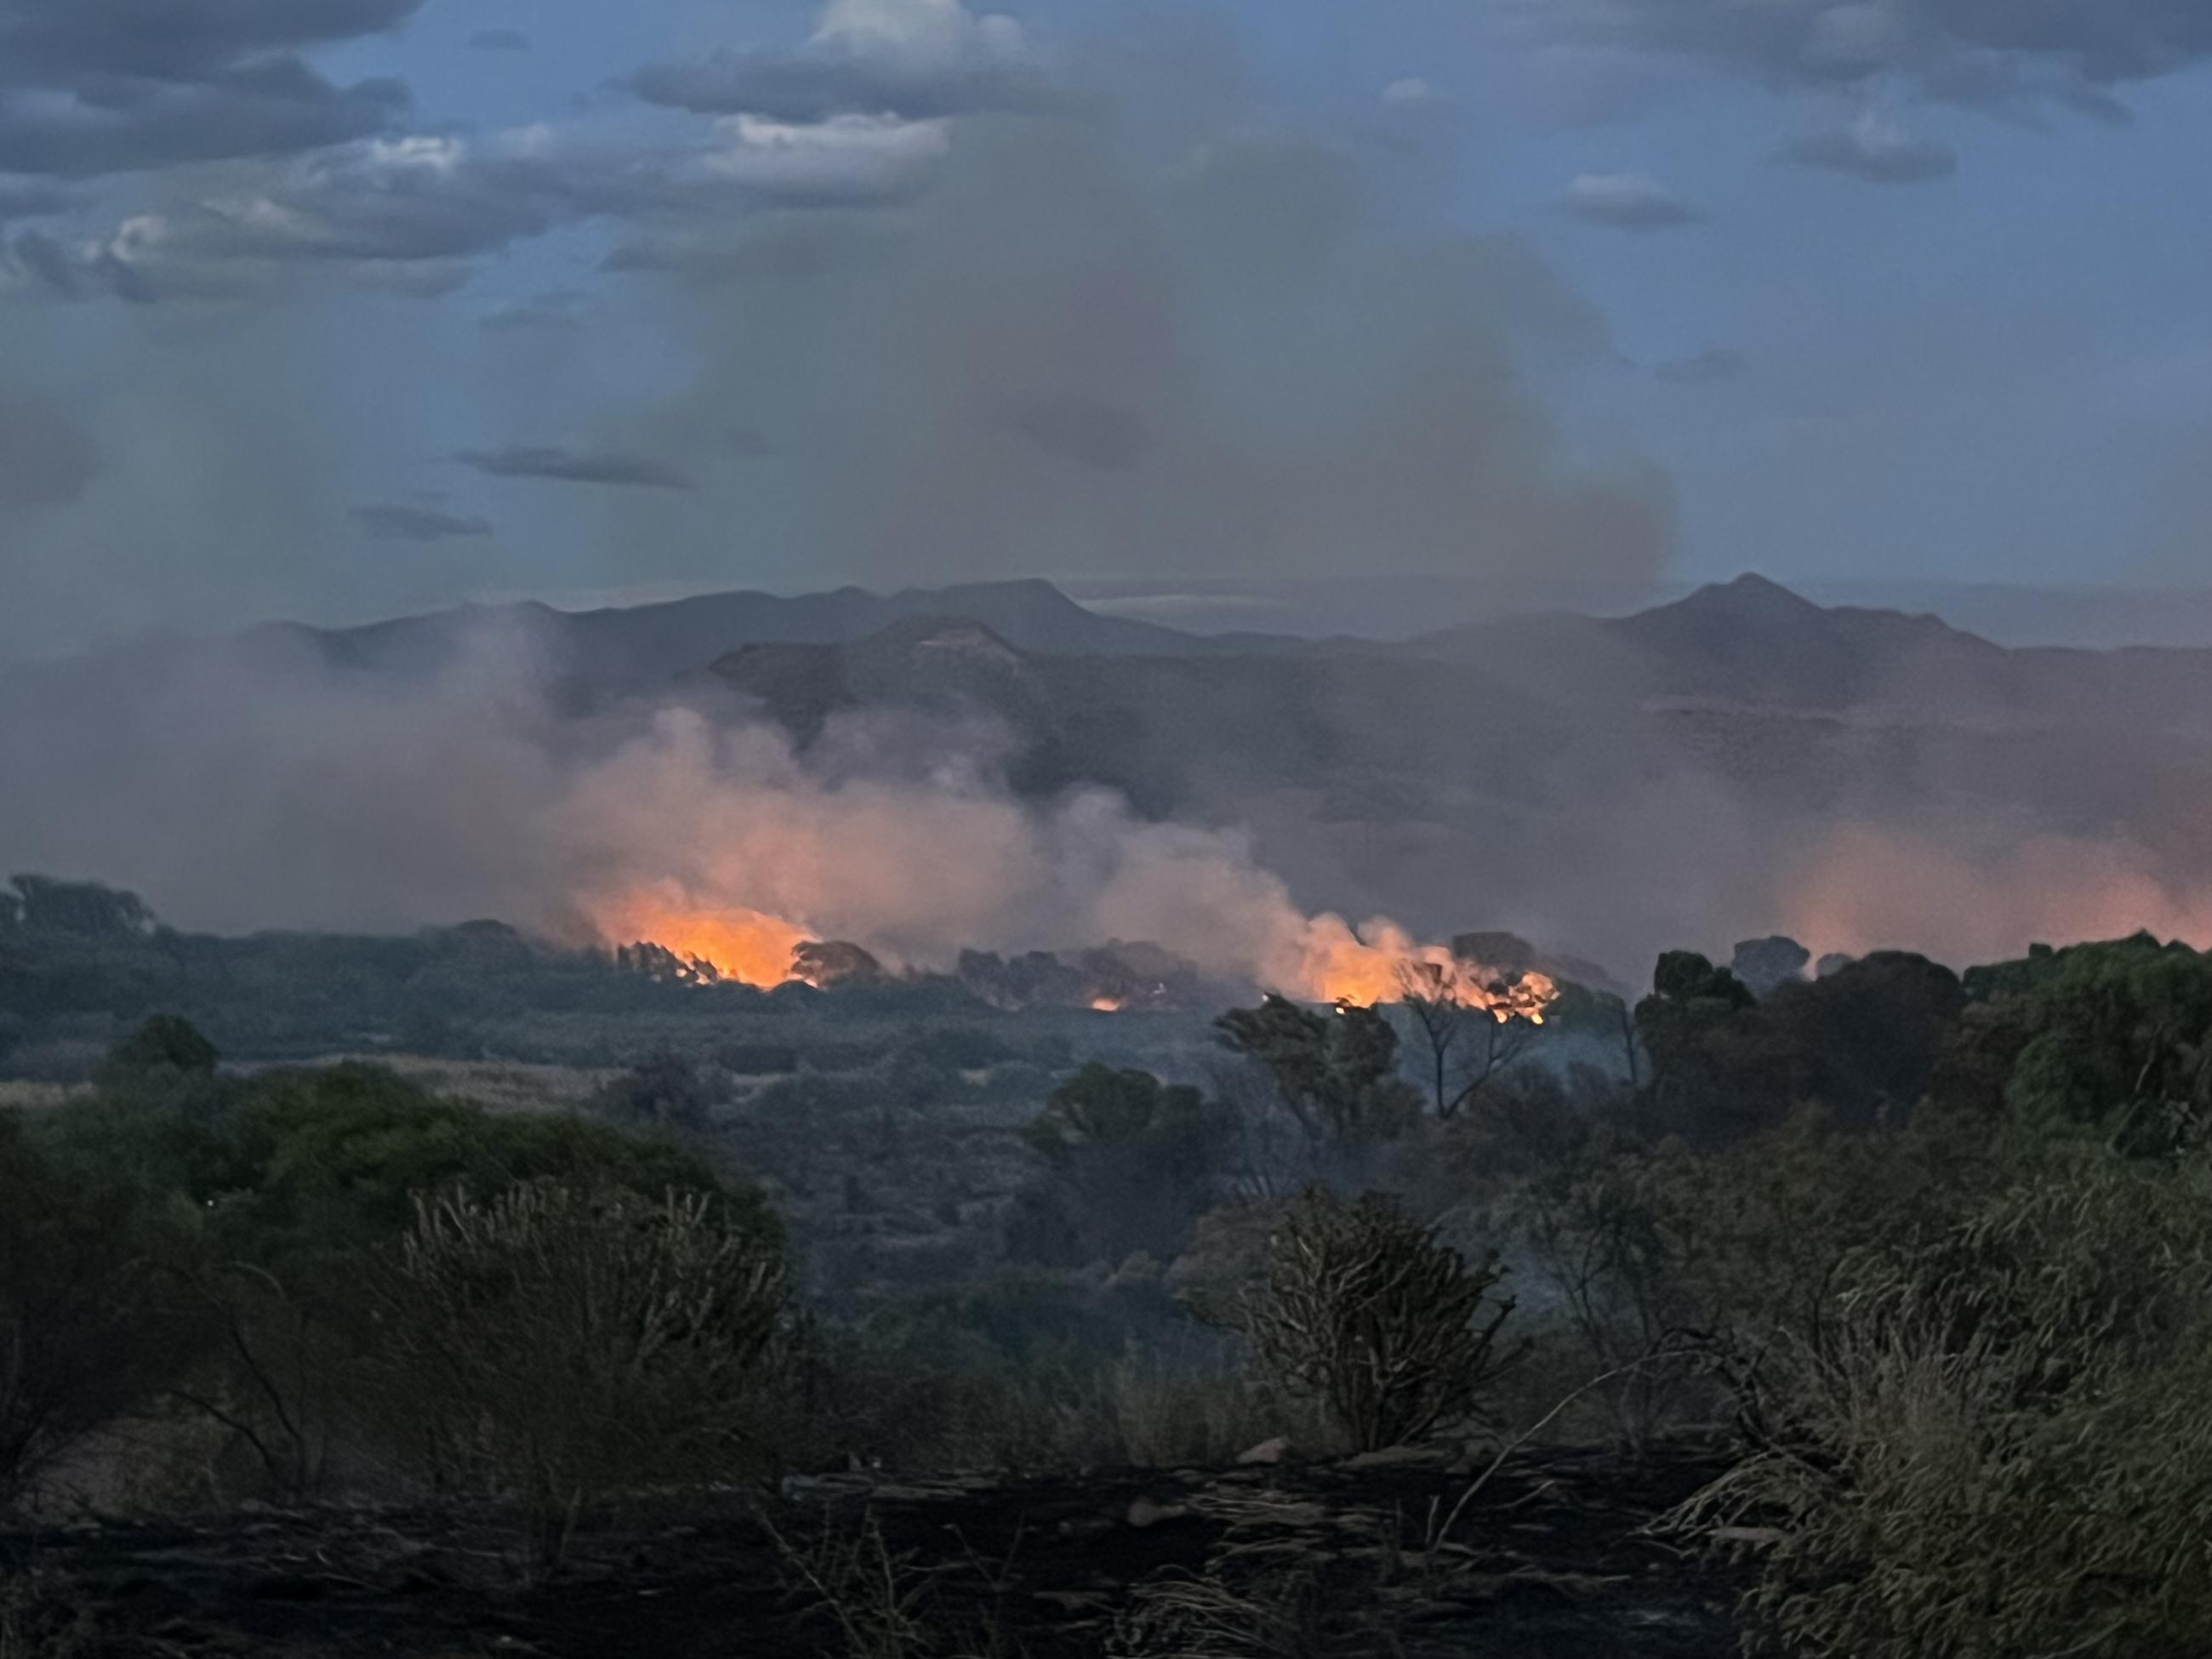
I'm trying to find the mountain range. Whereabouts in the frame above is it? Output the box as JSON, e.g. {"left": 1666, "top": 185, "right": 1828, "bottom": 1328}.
{"left": 9, "top": 573, "right": 2209, "bottom": 975}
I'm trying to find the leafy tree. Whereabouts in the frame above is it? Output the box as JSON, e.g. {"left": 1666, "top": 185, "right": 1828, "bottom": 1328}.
{"left": 1215, "top": 996, "right": 1422, "bottom": 1155}
{"left": 590, "top": 1053, "right": 715, "bottom": 1132}
{"left": 1016, "top": 1064, "right": 1235, "bottom": 1264}
{"left": 102, "top": 1014, "right": 219, "bottom": 1080}
{"left": 0, "top": 1114, "right": 197, "bottom": 1508}
{"left": 1651, "top": 950, "right": 1756, "bottom": 1011}
{"left": 1992, "top": 935, "right": 2212, "bottom": 1151}
{"left": 1634, "top": 952, "right": 1762, "bottom": 1140}
{"left": 6, "top": 875, "right": 155, "bottom": 938}
{"left": 1635, "top": 949, "right": 1964, "bottom": 1143}
{"left": 207, "top": 1063, "right": 762, "bottom": 1272}
{"left": 1730, "top": 936, "right": 1811, "bottom": 998}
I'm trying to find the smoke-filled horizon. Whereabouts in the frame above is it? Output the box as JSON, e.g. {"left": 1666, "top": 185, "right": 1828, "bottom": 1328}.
{"left": 2, "top": 0, "right": 2206, "bottom": 983}
{"left": 5, "top": 607, "right": 2210, "bottom": 992}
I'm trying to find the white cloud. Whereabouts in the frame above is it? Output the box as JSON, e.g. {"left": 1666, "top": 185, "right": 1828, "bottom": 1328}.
{"left": 811, "top": 0, "right": 1031, "bottom": 71}
{"left": 704, "top": 112, "right": 951, "bottom": 191}
{"left": 1561, "top": 170, "right": 1699, "bottom": 229}
{"left": 1786, "top": 110, "right": 1958, "bottom": 183}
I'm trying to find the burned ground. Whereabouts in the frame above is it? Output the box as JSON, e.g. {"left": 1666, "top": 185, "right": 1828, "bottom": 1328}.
{"left": 5, "top": 1445, "right": 1743, "bottom": 1658}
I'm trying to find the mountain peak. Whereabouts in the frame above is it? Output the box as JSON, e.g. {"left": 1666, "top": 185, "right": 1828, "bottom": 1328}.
{"left": 1695, "top": 573, "right": 1822, "bottom": 615}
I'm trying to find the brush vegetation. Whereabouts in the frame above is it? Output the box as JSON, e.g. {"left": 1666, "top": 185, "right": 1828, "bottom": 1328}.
{"left": 9, "top": 909, "right": 2212, "bottom": 1652}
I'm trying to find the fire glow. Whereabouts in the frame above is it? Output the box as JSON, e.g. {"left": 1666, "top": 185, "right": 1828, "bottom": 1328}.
{"left": 588, "top": 884, "right": 815, "bottom": 988}
{"left": 1288, "top": 915, "right": 1557, "bottom": 1019}
{"left": 587, "top": 883, "right": 1555, "bottom": 1016}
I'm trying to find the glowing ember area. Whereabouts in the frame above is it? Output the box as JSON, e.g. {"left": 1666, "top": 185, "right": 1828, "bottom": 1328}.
{"left": 584, "top": 881, "right": 1555, "bottom": 1020}
{"left": 587, "top": 887, "right": 812, "bottom": 989}
{"left": 1283, "top": 916, "right": 1558, "bottom": 1021}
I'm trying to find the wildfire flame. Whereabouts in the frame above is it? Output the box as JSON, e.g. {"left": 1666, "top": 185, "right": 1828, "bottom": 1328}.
{"left": 1284, "top": 915, "right": 1557, "bottom": 1021}
{"left": 583, "top": 889, "right": 1555, "bottom": 1021}
{"left": 587, "top": 885, "right": 813, "bottom": 989}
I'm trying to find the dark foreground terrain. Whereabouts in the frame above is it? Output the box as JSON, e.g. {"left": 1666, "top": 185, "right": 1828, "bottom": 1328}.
{"left": 3, "top": 1445, "right": 1743, "bottom": 1657}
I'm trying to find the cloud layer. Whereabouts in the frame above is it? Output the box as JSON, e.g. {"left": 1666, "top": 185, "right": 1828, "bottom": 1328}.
{"left": 0, "top": 0, "right": 419, "bottom": 177}
{"left": 1484, "top": 0, "right": 2212, "bottom": 119}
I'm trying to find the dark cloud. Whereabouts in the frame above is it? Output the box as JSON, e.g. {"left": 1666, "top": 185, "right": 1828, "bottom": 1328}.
{"left": 0, "top": 175, "right": 75, "bottom": 220}
{"left": 352, "top": 503, "right": 493, "bottom": 542}
{"left": 1486, "top": 0, "right": 2212, "bottom": 117}
{"left": 1785, "top": 113, "right": 1959, "bottom": 182}
{"left": 0, "top": 61, "right": 408, "bottom": 179}
{"left": 1561, "top": 171, "right": 1700, "bottom": 229}
{"left": 468, "top": 28, "right": 530, "bottom": 53}
{"left": 453, "top": 446, "right": 698, "bottom": 489}
{"left": 0, "top": 395, "right": 98, "bottom": 511}
{"left": 1654, "top": 346, "right": 1747, "bottom": 385}
{"left": 24, "top": 115, "right": 947, "bottom": 301}
{"left": 0, "top": 0, "right": 424, "bottom": 80}
{"left": 0, "top": 0, "right": 422, "bottom": 178}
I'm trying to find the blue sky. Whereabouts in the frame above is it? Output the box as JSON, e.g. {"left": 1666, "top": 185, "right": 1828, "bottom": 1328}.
{"left": 2, "top": 0, "right": 2208, "bottom": 657}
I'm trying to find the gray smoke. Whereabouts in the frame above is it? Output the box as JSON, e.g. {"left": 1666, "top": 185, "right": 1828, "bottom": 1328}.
{"left": 589, "top": 50, "right": 1674, "bottom": 614}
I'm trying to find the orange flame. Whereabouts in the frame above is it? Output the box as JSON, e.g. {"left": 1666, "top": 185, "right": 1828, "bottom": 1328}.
{"left": 586, "top": 885, "right": 812, "bottom": 989}
{"left": 583, "top": 884, "right": 1555, "bottom": 1020}
{"left": 1281, "top": 916, "right": 1556, "bottom": 1021}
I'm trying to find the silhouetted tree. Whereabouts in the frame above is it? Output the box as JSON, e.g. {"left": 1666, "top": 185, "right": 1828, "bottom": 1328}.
{"left": 1215, "top": 995, "right": 1421, "bottom": 1154}
{"left": 1394, "top": 961, "right": 1541, "bottom": 1121}
{"left": 105, "top": 1014, "right": 219, "bottom": 1079}
{"left": 590, "top": 1053, "right": 714, "bottom": 1132}
{"left": 1016, "top": 1063, "right": 1234, "bottom": 1263}
{"left": 7, "top": 875, "right": 154, "bottom": 938}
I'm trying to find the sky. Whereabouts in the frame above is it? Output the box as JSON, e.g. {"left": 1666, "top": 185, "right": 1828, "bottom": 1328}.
{"left": 2, "top": 0, "right": 2209, "bottom": 660}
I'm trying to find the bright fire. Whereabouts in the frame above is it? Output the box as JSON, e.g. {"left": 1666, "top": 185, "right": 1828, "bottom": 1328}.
{"left": 584, "top": 887, "right": 1556, "bottom": 1020}
{"left": 587, "top": 885, "right": 812, "bottom": 989}
{"left": 1282, "top": 915, "right": 1557, "bottom": 1021}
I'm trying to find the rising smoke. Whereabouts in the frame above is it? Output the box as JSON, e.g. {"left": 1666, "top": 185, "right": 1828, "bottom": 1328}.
{"left": 0, "top": 623, "right": 1544, "bottom": 995}
{"left": 583, "top": 18, "right": 1674, "bottom": 615}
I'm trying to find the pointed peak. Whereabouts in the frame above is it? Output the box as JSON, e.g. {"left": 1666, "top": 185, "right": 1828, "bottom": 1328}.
{"left": 1666, "top": 573, "right": 1824, "bottom": 620}
{"left": 1717, "top": 572, "right": 1818, "bottom": 606}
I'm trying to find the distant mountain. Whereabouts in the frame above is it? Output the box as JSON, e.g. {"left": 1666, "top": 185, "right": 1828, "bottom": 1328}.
{"left": 683, "top": 577, "right": 2212, "bottom": 978}
{"left": 1798, "top": 580, "right": 2212, "bottom": 651}
{"left": 246, "top": 578, "right": 1240, "bottom": 708}
{"left": 1415, "top": 573, "right": 2212, "bottom": 736}
{"left": 17, "top": 570, "right": 2212, "bottom": 978}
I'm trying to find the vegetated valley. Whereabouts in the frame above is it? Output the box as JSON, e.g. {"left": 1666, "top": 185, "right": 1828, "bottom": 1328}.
{"left": 7, "top": 582, "right": 2212, "bottom": 1658}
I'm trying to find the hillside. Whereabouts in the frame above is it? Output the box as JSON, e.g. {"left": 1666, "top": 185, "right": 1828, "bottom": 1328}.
{"left": 1416, "top": 573, "right": 2212, "bottom": 735}
{"left": 9, "top": 572, "right": 2212, "bottom": 976}
{"left": 247, "top": 579, "right": 1240, "bottom": 708}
